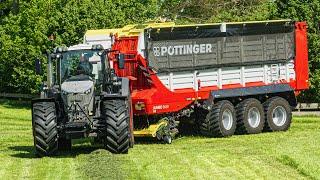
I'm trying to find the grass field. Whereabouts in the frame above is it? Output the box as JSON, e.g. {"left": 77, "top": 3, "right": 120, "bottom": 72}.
{"left": 1, "top": 100, "right": 320, "bottom": 179}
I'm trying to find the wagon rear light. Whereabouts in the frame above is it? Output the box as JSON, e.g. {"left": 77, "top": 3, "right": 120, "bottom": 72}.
{"left": 135, "top": 102, "right": 145, "bottom": 111}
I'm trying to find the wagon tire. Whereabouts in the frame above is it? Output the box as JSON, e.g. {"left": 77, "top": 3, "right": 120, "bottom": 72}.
{"left": 236, "top": 98, "right": 265, "bottom": 134}
{"left": 263, "top": 97, "right": 292, "bottom": 132}
{"left": 200, "top": 100, "right": 236, "bottom": 137}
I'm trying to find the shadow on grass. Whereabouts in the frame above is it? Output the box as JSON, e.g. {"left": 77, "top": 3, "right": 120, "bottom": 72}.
{"left": 9, "top": 139, "right": 102, "bottom": 159}
{"left": 8, "top": 145, "right": 101, "bottom": 159}
{"left": 9, "top": 118, "right": 203, "bottom": 158}
{"left": 0, "top": 99, "right": 30, "bottom": 109}
{"left": 8, "top": 137, "right": 167, "bottom": 159}
{"left": 9, "top": 134, "right": 204, "bottom": 159}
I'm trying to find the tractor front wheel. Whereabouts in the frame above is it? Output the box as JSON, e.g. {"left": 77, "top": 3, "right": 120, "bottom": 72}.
{"left": 32, "top": 102, "right": 58, "bottom": 157}
{"left": 103, "top": 99, "right": 130, "bottom": 154}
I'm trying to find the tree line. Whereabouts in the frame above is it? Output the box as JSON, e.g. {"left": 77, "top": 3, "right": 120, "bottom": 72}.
{"left": 0, "top": 0, "right": 319, "bottom": 102}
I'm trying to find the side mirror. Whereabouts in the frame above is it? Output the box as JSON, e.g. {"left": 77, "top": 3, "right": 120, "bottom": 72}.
{"left": 35, "top": 58, "right": 42, "bottom": 75}
{"left": 98, "top": 50, "right": 104, "bottom": 56}
{"left": 118, "top": 53, "right": 125, "bottom": 69}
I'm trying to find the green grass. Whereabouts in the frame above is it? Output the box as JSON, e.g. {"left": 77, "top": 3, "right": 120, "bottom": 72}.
{"left": 1, "top": 100, "right": 320, "bottom": 179}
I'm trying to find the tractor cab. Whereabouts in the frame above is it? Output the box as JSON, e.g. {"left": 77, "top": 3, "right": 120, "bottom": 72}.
{"left": 51, "top": 44, "right": 105, "bottom": 85}
{"left": 46, "top": 45, "right": 106, "bottom": 120}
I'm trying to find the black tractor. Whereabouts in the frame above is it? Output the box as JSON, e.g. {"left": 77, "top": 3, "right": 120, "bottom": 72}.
{"left": 32, "top": 44, "right": 133, "bottom": 157}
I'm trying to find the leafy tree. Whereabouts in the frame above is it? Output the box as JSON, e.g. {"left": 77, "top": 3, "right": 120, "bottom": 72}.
{"left": 0, "top": 0, "right": 318, "bottom": 103}
{"left": 0, "top": 0, "right": 18, "bottom": 18}
{"left": 158, "top": 0, "right": 271, "bottom": 24}
{"left": 0, "top": 0, "right": 157, "bottom": 94}
{"left": 270, "top": 0, "right": 320, "bottom": 102}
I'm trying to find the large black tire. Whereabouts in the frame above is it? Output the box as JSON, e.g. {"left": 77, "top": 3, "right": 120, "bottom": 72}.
{"left": 194, "top": 108, "right": 209, "bottom": 134}
{"left": 200, "top": 100, "right": 236, "bottom": 137}
{"left": 263, "top": 97, "right": 292, "bottom": 132}
{"left": 32, "top": 102, "right": 58, "bottom": 157}
{"left": 103, "top": 99, "right": 130, "bottom": 154}
{"left": 235, "top": 98, "right": 265, "bottom": 134}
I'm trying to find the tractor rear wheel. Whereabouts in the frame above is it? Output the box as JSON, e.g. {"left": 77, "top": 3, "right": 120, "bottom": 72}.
{"left": 103, "top": 99, "right": 130, "bottom": 154}
{"left": 32, "top": 102, "right": 58, "bottom": 157}
{"left": 235, "top": 98, "right": 265, "bottom": 134}
{"left": 200, "top": 100, "right": 236, "bottom": 137}
{"left": 263, "top": 97, "right": 292, "bottom": 132}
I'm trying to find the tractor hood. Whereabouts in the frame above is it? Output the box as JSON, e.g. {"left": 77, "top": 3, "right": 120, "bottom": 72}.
{"left": 61, "top": 80, "right": 94, "bottom": 94}
{"left": 61, "top": 78, "right": 95, "bottom": 121}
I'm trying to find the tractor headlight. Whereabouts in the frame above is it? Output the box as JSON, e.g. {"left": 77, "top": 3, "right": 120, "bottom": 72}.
{"left": 62, "top": 90, "right": 68, "bottom": 95}
{"left": 84, "top": 89, "right": 91, "bottom": 94}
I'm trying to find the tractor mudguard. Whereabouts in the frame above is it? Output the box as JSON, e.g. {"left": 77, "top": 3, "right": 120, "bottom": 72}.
{"left": 31, "top": 98, "right": 57, "bottom": 123}
{"left": 102, "top": 77, "right": 130, "bottom": 100}
{"left": 31, "top": 98, "right": 56, "bottom": 106}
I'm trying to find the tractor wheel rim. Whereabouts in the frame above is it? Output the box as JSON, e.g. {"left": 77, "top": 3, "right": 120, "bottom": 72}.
{"left": 248, "top": 107, "right": 261, "bottom": 128}
{"left": 272, "top": 106, "right": 287, "bottom": 126}
{"left": 222, "top": 109, "right": 233, "bottom": 130}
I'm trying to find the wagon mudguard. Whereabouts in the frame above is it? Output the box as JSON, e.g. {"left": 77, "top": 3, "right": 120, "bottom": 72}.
{"left": 208, "top": 84, "right": 297, "bottom": 107}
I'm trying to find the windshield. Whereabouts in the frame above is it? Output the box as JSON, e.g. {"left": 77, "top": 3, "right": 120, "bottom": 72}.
{"left": 60, "top": 50, "right": 103, "bottom": 82}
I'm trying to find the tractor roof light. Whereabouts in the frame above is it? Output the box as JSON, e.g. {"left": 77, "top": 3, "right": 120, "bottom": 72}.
{"left": 53, "top": 46, "right": 68, "bottom": 53}
{"left": 62, "top": 46, "right": 68, "bottom": 52}
{"left": 57, "top": 47, "right": 63, "bottom": 53}
{"left": 92, "top": 44, "right": 104, "bottom": 50}
{"left": 54, "top": 47, "right": 62, "bottom": 53}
